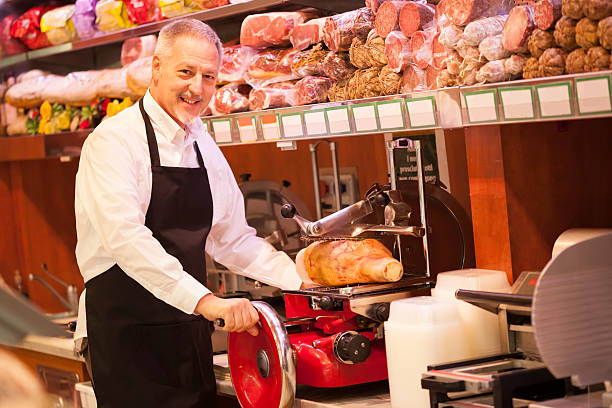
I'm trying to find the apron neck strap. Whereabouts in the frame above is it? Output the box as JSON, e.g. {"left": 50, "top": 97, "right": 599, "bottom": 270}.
{"left": 139, "top": 97, "right": 161, "bottom": 167}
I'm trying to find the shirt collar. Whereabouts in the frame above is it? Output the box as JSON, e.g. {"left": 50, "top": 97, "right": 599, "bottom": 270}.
{"left": 143, "top": 90, "right": 187, "bottom": 144}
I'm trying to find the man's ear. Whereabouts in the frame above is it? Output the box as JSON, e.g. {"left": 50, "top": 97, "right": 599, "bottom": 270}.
{"left": 151, "top": 55, "right": 161, "bottom": 84}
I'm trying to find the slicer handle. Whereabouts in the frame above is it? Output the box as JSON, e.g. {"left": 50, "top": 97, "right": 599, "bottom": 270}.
{"left": 281, "top": 203, "right": 296, "bottom": 218}
{"left": 215, "top": 318, "right": 225, "bottom": 327}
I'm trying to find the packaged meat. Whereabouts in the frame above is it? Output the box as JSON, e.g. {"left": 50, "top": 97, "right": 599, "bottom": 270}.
{"left": 565, "top": 47, "right": 587, "bottom": 73}
{"left": 522, "top": 56, "right": 541, "bottom": 78}
{"left": 576, "top": 18, "right": 599, "bottom": 49}
{"left": 246, "top": 48, "right": 299, "bottom": 87}
{"left": 121, "top": 35, "right": 157, "bottom": 67}
{"left": 214, "top": 83, "right": 251, "bottom": 114}
{"left": 399, "top": 2, "right": 435, "bottom": 37}
{"left": 410, "top": 30, "right": 435, "bottom": 69}
{"left": 436, "top": 69, "right": 458, "bottom": 87}
{"left": 554, "top": 16, "right": 578, "bottom": 52}
{"left": 503, "top": 54, "right": 527, "bottom": 76}
{"left": 125, "top": 0, "right": 161, "bottom": 24}
{"left": 0, "top": 15, "right": 27, "bottom": 56}
{"left": 447, "top": 0, "right": 514, "bottom": 26}
{"left": 598, "top": 17, "right": 612, "bottom": 50}
{"left": 290, "top": 17, "right": 326, "bottom": 50}
{"left": 240, "top": 11, "right": 316, "bottom": 48}
{"left": 435, "top": 0, "right": 452, "bottom": 30}
{"left": 328, "top": 79, "right": 349, "bottom": 102}
{"left": 97, "top": 68, "right": 137, "bottom": 99}
{"left": 366, "top": 0, "right": 397, "bottom": 13}
{"left": 348, "top": 67, "right": 383, "bottom": 99}
{"left": 40, "top": 5, "right": 79, "bottom": 45}
{"left": 218, "top": 45, "right": 258, "bottom": 84}
{"left": 366, "top": 29, "right": 389, "bottom": 67}
{"left": 385, "top": 31, "right": 413, "bottom": 72}
{"left": 95, "top": 0, "right": 135, "bottom": 32}
{"left": 379, "top": 65, "right": 402, "bottom": 95}
{"left": 6, "top": 75, "right": 59, "bottom": 108}
{"left": 463, "top": 15, "right": 508, "bottom": 46}
{"left": 73, "top": 0, "right": 100, "bottom": 40}
{"left": 446, "top": 50, "right": 464, "bottom": 75}
{"left": 502, "top": 6, "right": 535, "bottom": 53}
{"left": 425, "top": 65, "right": 440, "bottom": 89}
{"left": 479, "top": 34, "right": 511, "bottom": 61}
{"left": 432, "top": 32, "right": 452, "bottom": 68}
{"left": 439, "top": 25, "right": 464, "bottom": 50}
{"left": 539, "top": 47, "right": 566, "bottom": 76}
{"left": 249, "top": 82, "right": 295, "bottom": 111}
{"left": 294, "top": 76, "right": 334, "bottom": 105}
{"left": 323, "top": 8, "right": 375, "bottom": 52}
{"left": 126, "top": 56, "right": 153, "bottom": 96}
{"left": 10, "top": 5, "right": 58, "bottom": 50}
{"left": 292, "top": 46, "right": 328, "bottom": 77}
{"left": 401, "top": 65, "right": 428, "bottom": 92}
{"left": 41, "top": 71, "right": 100, "bottom": 105}
{"left": 561, "top": 0, "right": 583, "bottom": 20}
{"left": 321, "top": 51, "right": 356, "bottom": 81}
{"left": 585, "top": 46, "right": 610, "bottom": 71}
{"left": 375, "top": 1, "right": 406, "bottom": 38}
{"left": 581, "top": 0, "right": 612, "bottom": 21}
{"left": 534, "top": 0, "right": 561, "bottom": 30}
{"left": 303, "top": 239, "right": 403, "bottom": 286}
{"left": 476, "top": 60, "right": 509, "bottom": 82}
{"left": 350, "top": 36, "right": 371, "bottom": 68}
{"left": 528, "top": 28, "right": 555, "bottom": 58}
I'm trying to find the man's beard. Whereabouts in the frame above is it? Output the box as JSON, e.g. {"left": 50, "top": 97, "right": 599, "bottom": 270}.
{"left": 177, "top": 92, "right": 204, "bottom": 126}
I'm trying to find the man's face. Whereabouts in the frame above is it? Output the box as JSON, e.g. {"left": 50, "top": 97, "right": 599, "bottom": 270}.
{"left": 151, "top": 35, "right": 219, "bottom": 128}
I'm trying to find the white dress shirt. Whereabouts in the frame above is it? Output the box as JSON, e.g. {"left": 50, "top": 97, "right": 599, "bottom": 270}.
{"left": 74, "top": 91, "right": 302, "bottom": 341}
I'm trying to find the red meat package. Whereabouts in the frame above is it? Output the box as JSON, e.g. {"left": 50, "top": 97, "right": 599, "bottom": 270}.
{"left": 218, "top": 45, "right": 258, "bottom": 84}
{"left": 290, "top": 17, "right": 327, "bottom": 50}
{"left": 214, "top": 83, "right": 251, "bottom": 114}
{"left": 124, "top": 0, "right": 161, "bottom": 24}
{"left": 240, "top": 11, "right": 317, "bottom": 48}
{"left": 10, "top": 4, "right": 59, "bottom": 49}
{"left": 245, "top": 48, "right": 299, "bottom": 88}
{"left": 0, "top": 15, "right": 28, "bottom": 56}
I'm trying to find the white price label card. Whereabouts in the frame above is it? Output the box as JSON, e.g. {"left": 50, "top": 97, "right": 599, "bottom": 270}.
{"left": 377, "top": 100, "right": 405, "bottom": 130}
{"left": 304, "top": 110, "right": 327, "bottom": 136}
{"left": 500, "top": 87, "right": 535, "bottom": 120}
{"left": 237, "top": 117, "right": 257, "bottom": 143}
{"left": 260, "top": 114, "right": 280, "bottom": 141}
{"left": 212, "top": 119, "right": 232, "bottom": 144}
{"left": 575, "top": 76, "right": 612, "bottom": 115}
{"left": 326, "top": 107, "right": 351, "bottom": 134}
{"left": 536, "top": 83, "right": 572, "bottom": 118}
{"left": 351, "top": 104, "right": 378, "bottom": 132}
{"left": 281, "top": 113, "right": 303, "bottom": 138}
{"left": 406, "top": 97, "right": 437, "bottom": 127}
{"left": 464, "top": 91, "right": 498, "bottom": 123}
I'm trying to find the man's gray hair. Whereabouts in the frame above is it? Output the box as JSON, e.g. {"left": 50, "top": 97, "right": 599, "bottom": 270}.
{"left": 155, "top": 18, "right": 223, "bottom": 67}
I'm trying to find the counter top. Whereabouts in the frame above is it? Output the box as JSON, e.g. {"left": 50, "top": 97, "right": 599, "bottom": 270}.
{"left": 213, "top": 354, "right": 391, "bottom": 407}
{"left": 18, "top": 334, "right": 83, "bottom": 361}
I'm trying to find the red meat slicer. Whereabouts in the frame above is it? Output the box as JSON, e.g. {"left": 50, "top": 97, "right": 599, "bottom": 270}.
{"left": 226, "top": 139, "right": 475, "bottom": 408}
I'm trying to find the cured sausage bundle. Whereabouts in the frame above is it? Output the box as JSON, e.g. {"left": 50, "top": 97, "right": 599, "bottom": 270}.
{"left": 585, "top": 46, "right": 610, "bottom": 71}
{"left": 554, "top": 16, "right": 578, "bottom": 52}
{"left": 528, "top": 28, "right": 556, "bottom": 58}
{"left": 323, "top": 8, "right": 375, "bottom": 51}
{"left": 576, "top": 18, "right": 599, "bottom": 49}
{"left": 598, "top": 17, "right": 612, "bottom": 50}
{"left": 380, "top": 65, "right": 403, "bottom": 95}
{"left": 539, "top": 47, "right": 566, "bottom": 76}
{"left": 302, "top": 239, "right": 403, "bottom": 286}
{"left": 566, "top": 47, "right": 587, "bottom": 73}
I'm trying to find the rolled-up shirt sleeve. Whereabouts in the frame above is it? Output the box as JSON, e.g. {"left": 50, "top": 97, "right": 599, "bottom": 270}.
{"left": 205, "top": 158, "right": 303, "bottom": 291}
{"left": 77, "top": 126, "right": 210, "bottom": 315}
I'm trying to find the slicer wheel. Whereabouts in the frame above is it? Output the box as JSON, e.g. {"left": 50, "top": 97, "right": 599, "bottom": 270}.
{"left": 228, "top": 301, "right": 296, "bottom": 408}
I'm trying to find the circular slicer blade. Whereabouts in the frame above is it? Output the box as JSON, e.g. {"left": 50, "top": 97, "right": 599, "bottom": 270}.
{"left": 228, "top": 301, "right": 296, "bottom": 408}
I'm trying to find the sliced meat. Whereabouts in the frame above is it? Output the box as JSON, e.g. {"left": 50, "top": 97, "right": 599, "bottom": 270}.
{"left": 410, "top": 30, "right": 435, "bottom": 69}
{"left": 399, "top": 2, "right": 435, "bottom": 37}
{"left": 294, "top": 76, "right": 334, "bottom": 105}
{"left": 323, "top": 8, "right": 375, "bottom": 51}
{"left": 447, "top": 0, "right": 514, "bottom": 26}
{"left": 240, "top": 11, "right": 316, "bottom": 48}
{"left": 290, "top": 17, "right": 327, "bottom": 50}
{"left": 463, "top": 15, "right": 508, "bottom": 46}
{"left": 375, "top": 1, "right": 405, "bottom": 38}
{"left": 385, "top": 30, "right": 413, "bottom": 72}
{"left": 502, "top": 5, "right": 535, "bottom": 52}
{"left": 534, "top": 0, "right": 561, "bottom": 30}
{"left": 218, "top": 45, "right": 258, "bottom": 84}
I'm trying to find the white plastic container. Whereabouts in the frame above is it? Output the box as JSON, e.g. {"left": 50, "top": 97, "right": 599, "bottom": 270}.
{"left": 384, "top": 296, "right": 470, "bottom": 408}
{"left": 74, "top": 381, "right": 97, "bottom": 408}
{"left": 432, "top": 268, "right": 510, "bottom": 358}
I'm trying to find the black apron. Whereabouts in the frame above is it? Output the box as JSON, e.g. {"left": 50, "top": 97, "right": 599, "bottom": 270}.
{"left": 85, "top": 98, "right": 216, "bottom": 407}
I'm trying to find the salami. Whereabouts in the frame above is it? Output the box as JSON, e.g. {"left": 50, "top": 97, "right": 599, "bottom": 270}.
{"left": 539, "top": 47, "right": 566, "bottom": 76}
{"left": 502, "top": 6, "right": 535, "bottom": 53}
{"left": 240, "top": 11, "right": 316, "bottom": 48}
{"left": 456, "top": 38, "right": 477, "bottom": 58}
{"left": 523, "top": 56, "right": 541, "bottom": 78}
{"left": 294, "top": 76, "right": 334, "bottom": 105}
{"left": 321, "top": 51, "right": 356, "bottom": 81}
{"left": 399, "top": 2, "right": 435, "bottom": 37}
{"left": 598, "top": 17, "right": 612, "bottom": 50}
{"left": 432, "top": 32, "right": 452, "bottom": 68}
{"left": 425, "top": 65, "right": 440, "bottom": 89}
{"left": 561, "top": 0, "right": 583, "bottom": 20}
{"left": 534, "top": 0, "right": 561, "bottom": 30}
{"left": 463, "top": 15, "right": 508, "bottom": 46}
{"left": 366, "top": 0, "right": 391, "bottom": 13}
{"left": 379, "top": 65, "right": 403, "bottom": 95}
{"left": 479, "top": 34, "right": 511, "bottom": 61}
{"left": 375, "top": 1, "right": 405, "bottom": 38}
{"left": 121, "top": 35, "right": 157, "bottom": 67}
{"left": 218, "top": 45, "right": 258, "bottom": 84}
{"left": 446, "top": 50, "right": 464, "bottom": 75}
{"left": 439, "top": 25, "right": 464, "bottom": 50}
{"left": 459, "top": 49, "right": 485, "bottom": 85}
{"left": 554, "top": 16, "right": 578, "bottom": 52}
{"left": 565, "top": 47, "right": 587, "bottom": 73}
{"left": 401, "top": 65, "right": 428, "bottom": 92}
{"left": 476, "top": 60, "right": 509, "bottom": 83}
{"left": 323, "top": 8, "right": 375, "bottom": 52}
{"left": 213, "top": 83, "right": 251, "bottom": 114}
{"left": 447, "top": 0, "right": 513, "bottom": 26}
{"left": 290, "top": 17, "right": 327, "bottom": 50}
{"left": 582, "top": 0, "right": 612, "bottom": 21}
{"left": 366, "top": 29, "right": 389, "bottom": 67}
{"left": 576, "top": 18, "right": 599, "bottom": 49}
{"left": 248, "top": 82, "right": 295, "bottom": 111}
{"left": 503, "top": 54, "right": 527, "bottom": 76}
{"left": 528, "top": 28, "right": 555, "bottom": 59}
{"left": 385, "top": 30, "right": 413, "bottom": 72}
{"left": 585, "top": 46, "right": 610, "bottom": 71}
{"left": 410, "top": 30, "right": 435, "bottom": 69}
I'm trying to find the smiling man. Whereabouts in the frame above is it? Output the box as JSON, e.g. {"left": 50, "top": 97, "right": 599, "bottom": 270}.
{"left": 73, "top": 19, "right": 305, "bottom": 407}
